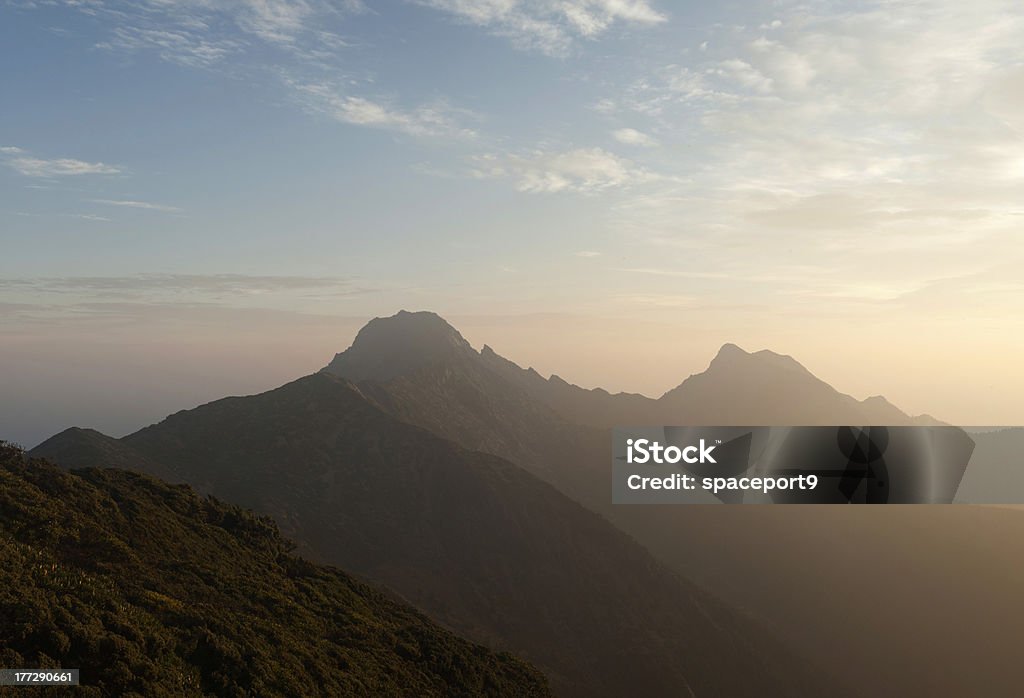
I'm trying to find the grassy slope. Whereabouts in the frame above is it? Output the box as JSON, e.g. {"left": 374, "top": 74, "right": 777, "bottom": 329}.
{"left": 0, "top": 442, "right": 550, "bottom": 698}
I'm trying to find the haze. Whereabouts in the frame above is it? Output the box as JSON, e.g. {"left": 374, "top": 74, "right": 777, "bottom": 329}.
{"left": 2, "top": 0, "right": 1023, "bottom": 446}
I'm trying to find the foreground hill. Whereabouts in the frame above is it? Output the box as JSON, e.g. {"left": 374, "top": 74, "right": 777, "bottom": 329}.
{"left": 33, "top": 374, "right": 826, "bottom": 698}
{"left": 0, "top": 442, "right": 549, "bottom": 698}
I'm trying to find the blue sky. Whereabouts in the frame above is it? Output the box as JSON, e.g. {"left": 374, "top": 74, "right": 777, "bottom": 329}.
{"left": 2, "top": 0, "right": 1024, "bottom": 444}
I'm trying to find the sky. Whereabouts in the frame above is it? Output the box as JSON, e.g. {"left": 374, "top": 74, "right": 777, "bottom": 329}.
{"left": 2, "top": 0, "right": 1023, "bottom": 446}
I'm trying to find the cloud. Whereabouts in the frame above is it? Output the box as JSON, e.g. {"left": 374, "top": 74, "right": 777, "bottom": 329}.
{"left": 236, "top": 0, "right": 316, "bottom": 44}
{"left": 96, "top": 26, "right": 238, "bottom": 68}
{"left": 597, "top": 0, "right": 1024, "bottom": 312}
{"left": 715, "top": 59, "right": 773, "bottom": 93}
{"left": 575, "top": 250, "right": 602, "bottom": 257}
{"left": 332, "top": 96, "right": 476, "bottom": 139}
{"left": 86, "top": 1, "right": 361, "bottom": 63}
{"left": 612, "top": 127, "right": 657, "bottom": 146}
{"left": 0, "top": 274, "right": 365, "bottom": 296}
{"left": 32, "top": 0, "right": 471, "bottom": 142}
{"left": 413, "top": 0, "right": 667, "bottom": 55}
{"left": 4, "top": 149, "right": 121, "bottom": 177}
{"left": 91, "top": 199, "right": 182, "bottom": 213}
{"left": 472, "top": 147, "right": 653, "bottom": 193}
{"left": 288, "top": 81, "right": 479, "bottom": 139}
{"left": 0, "top": 274, "right": 374, "bottom": 317}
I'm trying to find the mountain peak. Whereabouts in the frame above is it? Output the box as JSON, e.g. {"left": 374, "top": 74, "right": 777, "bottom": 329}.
{"left": 708, "top": 342, "right": 809, "bottom": 375}
{"left": 714, "top": 342, "right": 749, "bottom": 359}
{"left": 323, "top": 310, "right": 476, "bottom": 381}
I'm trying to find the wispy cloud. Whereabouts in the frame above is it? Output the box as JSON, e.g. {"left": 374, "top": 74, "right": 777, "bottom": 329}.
{"left": 288, "top": 81, "right": 479, "bottom": 139}
{"left": 46, "top": 1, "right": 473, "bottom": 141}
{"left": 0, "top": 274, "right": 366, "bottom": 297}
{"left": 3, "top": 148, "right": 121, "bottom": 177}
{"left": 236, "top": 0, "right": 316, "bottom": 44}
{"left": 91, "top": 199, "right": 182, "bottom": 213}
{"left": 96, "top": 26, "right": 239, "bottom": 68}
{"left": 472, "top": 147, "right": 653, "bottom": 193}
{"left": 0, "top": 274, "right": 375, "bottom": 319}
{"left": 413, "top": 0, "right": 667, "bottom": 55}
{"left": 85, "top": 1, "right": 362, "bottom": 65}
{"left": 612, "top": 127, "right": 656, "bottom": 147}
{"left": 592, "top": 0, "right": 1024, "bottom": 318}
{"left": 68, "top": 213, "right": 112, "bottom": 222}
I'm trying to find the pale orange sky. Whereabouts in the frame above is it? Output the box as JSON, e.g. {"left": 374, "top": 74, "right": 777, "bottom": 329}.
{"left": 3, "top": 0, "right": 1023, "bottom": 445}
{"left": 2, "top": 305, "right": 1020, "bottom": 448}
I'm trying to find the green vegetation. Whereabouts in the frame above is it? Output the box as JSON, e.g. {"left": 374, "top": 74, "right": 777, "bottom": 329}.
{"left": 0, "top": 441, "right": 549, "bottom": 697}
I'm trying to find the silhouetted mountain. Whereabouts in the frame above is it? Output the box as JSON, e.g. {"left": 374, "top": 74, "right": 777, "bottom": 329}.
{"left": 658, "top": 343, "right": 939, "bottom": 425}
{"left": 482, "top": 339, "right": 939, "bottom": 427}
{"left": 32, "top": 373, "right": 823, "bottom": 698}
{"left": 479, "top": 344, "right": 665, "bottom": 427}
{"left": 324, "top": 310, "right": 477, "bottom": 381}
{"left": 324, "top": 312, "right": 599, "bottom": 499}
{"left": 0, "top": 442, "right": 549, "bottom": 698}
{"left": 316, "top": 311, "right": 1012, "bottom": 698}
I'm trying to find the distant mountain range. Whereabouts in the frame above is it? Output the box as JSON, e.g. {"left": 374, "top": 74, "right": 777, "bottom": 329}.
{"left": 32, "top": 369, "right": 824, "bottom": 697}
{"left": 325, "top": 310, "right": 937, "bottom": 439}
{"left": 320, "top": 312, "right": 1021, "bottom": 697}
{"left": 28, "top": 309, "right": 1021, "bottom": 697}
{"left": 0, "top": 442, "right": 549, "bottom": 697}
{"left": 479, "top": 336, "right": 941, "bottom": 428}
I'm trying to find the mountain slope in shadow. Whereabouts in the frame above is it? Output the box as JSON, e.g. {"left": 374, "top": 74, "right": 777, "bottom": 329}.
{"left": 32, "top": 373, "right": 825, "bottom": 698}
{"left": 0, "top": 442, "right": 549, "bottom": 698}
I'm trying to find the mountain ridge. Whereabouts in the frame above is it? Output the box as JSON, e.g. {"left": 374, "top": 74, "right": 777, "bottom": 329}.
{"left": 312, "top": 311, "right": 1008, "bottom": 698}
{"left": 29, "top": 310, "right": 965, "bottom": 698}
{"left": 31, "top": 371, "right": 824, "bottom": 698}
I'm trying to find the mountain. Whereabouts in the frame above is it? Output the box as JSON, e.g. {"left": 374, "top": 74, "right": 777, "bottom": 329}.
{"left": 320, "top": 313, "right": 938, "bottom": 515}
{"left": 0, "top": 441, "right": 549, "bottom": 698}
{"left": 656, "top": 343, "right": 940, "bottom": 426}
{"left": 325, "top": 310, "right": 480, "bottom": 382}
{"left": 482, "top": 338, "right": 939, "bottom": 428}
{"left": 31, "top": 373, "right": 824, "bottom": 698}
{"left": 317, "top": 311, "right": 1020, "bottom": 698}
{"left": 325, "top": 312, "right": 605, "bottom": 503}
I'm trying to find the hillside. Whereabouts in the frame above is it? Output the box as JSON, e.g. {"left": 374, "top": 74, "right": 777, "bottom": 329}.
{"left": 0, "top": 442, "right": 549, "bottom": 698}
{"left": 32, "top": 374, "right": 826, "bottom": 698}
